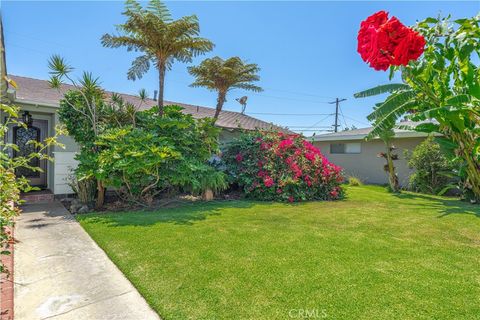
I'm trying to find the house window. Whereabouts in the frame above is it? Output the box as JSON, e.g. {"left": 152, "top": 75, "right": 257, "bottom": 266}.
{"left": 330, "top": 142, "right": 361, "bottom": 154}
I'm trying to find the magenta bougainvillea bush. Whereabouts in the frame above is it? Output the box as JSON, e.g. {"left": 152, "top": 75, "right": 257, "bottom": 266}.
{"left": 223, "top": 131, "right": 344, "bottom": 202}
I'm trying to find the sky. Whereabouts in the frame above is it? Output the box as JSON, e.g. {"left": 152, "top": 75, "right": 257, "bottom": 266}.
{"left": 2, "top": 1, "right": 479, "bottom": 135}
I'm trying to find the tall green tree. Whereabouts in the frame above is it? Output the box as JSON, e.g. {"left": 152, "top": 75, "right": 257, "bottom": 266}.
{"left": 101, "top": 0, "right": 214, "bottom": 116}
{"left": 188, "top": 56, "right": 263, "bottom": 121}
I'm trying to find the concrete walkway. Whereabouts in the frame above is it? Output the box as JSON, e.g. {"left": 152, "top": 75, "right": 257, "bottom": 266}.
{"left": 15, "top": 201, "right": 160, "bottom": 320}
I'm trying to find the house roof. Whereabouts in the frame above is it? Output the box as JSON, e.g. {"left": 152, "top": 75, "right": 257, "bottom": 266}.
{"left": 310, "top": 121, "right": 432, "bottom": 142}
{"left": 9, "top": 75, "right": 287, "bottom": 132}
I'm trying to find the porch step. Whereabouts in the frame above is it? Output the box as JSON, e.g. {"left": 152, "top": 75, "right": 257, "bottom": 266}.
{"left": 21, "top": 190, "right": 54, "bottom": 204}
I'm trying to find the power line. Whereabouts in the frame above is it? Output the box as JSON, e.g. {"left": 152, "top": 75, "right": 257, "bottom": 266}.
{"left": 262, "top": 87, "right": 336, "bottom": 100}
{"left": 342, "top": 115, "right": 371, "bottom": 127}
{"left": 247, "top": 112, "right": 334, "bottom": 116}
{"left": 294, "top": 129, "right": 334, "bottom": 132}
{"left": 287, "top": 126, "right": 333, "bottom": 128}
{"left": 305, "top": 114, "right": 334, "bottom": 130}
{"left": 339, "top": 105, "right": 348, "bottom": 130}
{"left": 249, "top": 92, "right": 331, "bottom": 104}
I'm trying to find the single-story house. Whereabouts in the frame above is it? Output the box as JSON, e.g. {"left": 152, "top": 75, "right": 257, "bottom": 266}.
{"left": 310, "top": 123, "right": 432, "bottom": 186}
{"left": 1, "top": 75, "right": 285, "bottom": 196}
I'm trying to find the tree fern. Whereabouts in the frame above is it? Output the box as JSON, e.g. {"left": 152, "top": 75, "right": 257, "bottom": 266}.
{"left": 188, "top": 56, "right": 263, "bottom": 121}
{"left": 102, "top": 0, "right": 214, "bottom": 116}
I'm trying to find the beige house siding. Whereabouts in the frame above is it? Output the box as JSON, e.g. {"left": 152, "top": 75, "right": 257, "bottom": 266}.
{"left": 313, "top": 137, "right": 425, "bottom": 186}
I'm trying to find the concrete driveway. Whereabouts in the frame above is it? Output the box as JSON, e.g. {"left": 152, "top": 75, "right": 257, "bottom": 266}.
{"left": 15, "top": 201, "right": 160, "bottom": 320}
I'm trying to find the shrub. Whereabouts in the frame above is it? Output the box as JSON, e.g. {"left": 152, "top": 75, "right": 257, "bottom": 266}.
{"left": 87, "top": 106, "right": 226, "bottom": 205}
{"left": 223, "top": 131, "right": 344, "bottom": 202}
{"left": 67, "top": 172, "right": 96, "bottom": 204}
{"left": 348, "top": 176, "right": 363, "bottom": 186}
{"left": 406, "top": 136, "right": 453, "bottom": 194}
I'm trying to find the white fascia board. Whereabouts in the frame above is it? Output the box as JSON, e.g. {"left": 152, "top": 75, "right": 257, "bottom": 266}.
{"left": 14, "top": 98, "right": 59, "bottom": 109}
{"left": 311, "top": 131, "right": 433, "bottom": 142}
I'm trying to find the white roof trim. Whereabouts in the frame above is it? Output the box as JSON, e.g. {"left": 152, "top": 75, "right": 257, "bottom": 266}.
{"left": 14, "top": 98, "right": 59, "bottom": 108}
{"left": 311, "top": 130, "right": 431, "bottom": 142}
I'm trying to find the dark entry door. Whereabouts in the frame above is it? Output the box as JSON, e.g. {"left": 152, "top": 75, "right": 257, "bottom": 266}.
{"left": 9, "top": 119, "right": 48, "bottom": 187}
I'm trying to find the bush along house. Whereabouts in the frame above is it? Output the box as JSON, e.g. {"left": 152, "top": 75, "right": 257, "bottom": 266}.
{"left": 1, "top": 75, "right": 285, "bottom": 199}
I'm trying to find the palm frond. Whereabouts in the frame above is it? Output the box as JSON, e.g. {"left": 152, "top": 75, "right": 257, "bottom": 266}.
{"left": 147, "top": 0, "right": 172, "bottom": 21}
{"left": 127, "top": 55, "right": 151, "bottom": 80}
{"left": 124, "top": 0, "right": 143, "bottom": 14}
{"left": 100, "top": 34, "right": 146, "bottom": 52}
{"left": 368, "top": 101, "right": 418, "bottom": 138}
{"left": 48, "top": 55, "right": 73, "bottom": 77}
{"left": 367, "top": 91, "right": 416, "bottom": 122}
{"left": 138, "top": 88, "right": 148, "bottom": 101}
{"left": 354, "top": 84, "right": 410, "bottom": 98}
{"left": 445, "top": 94, "right": 471, "bottom": 107}
{"left": 232, "top": 83, "right": 263, "bottom": 92}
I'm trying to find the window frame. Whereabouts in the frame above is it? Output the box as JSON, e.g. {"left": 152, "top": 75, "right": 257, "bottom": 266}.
{"left": 330, "top": 142, "right": 361, "bottom": 154}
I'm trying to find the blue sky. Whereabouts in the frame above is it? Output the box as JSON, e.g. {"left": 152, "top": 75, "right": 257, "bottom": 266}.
{"left": 2, "top": 1, "right": 479, "bottom": 134}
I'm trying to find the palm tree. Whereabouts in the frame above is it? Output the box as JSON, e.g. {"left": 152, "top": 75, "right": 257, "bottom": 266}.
{"left": 188, "top": 56, "right": 263, "bottom": 121}
{"left": 101, "top": 0, "right": 214, "bottom": 116}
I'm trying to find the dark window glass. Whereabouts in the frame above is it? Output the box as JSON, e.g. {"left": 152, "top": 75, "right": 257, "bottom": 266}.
{"left": 330, "top": 143, "right": 345, "bottom": 154}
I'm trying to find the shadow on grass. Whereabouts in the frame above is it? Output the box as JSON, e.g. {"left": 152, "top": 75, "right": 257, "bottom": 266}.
{"left": 394, "top": 193, "right": 480, "bottom": 218}
{"left": 78, "top": 200, "right": 257, "bottom": 227}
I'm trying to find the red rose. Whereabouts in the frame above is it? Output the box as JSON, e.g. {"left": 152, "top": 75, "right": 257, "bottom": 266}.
{"left": 288, "top": 196, "right": 294, "bottom": 203}
{"left": 358, "top": 11, "right": 425, "bottom": 71}
{"left": 235, "top": 153, "right": 243, "bottom": 162}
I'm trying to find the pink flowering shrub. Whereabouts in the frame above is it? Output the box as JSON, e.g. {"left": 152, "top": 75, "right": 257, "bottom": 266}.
{"left": 223, "top": 131, "right": 344, "bottom": 202}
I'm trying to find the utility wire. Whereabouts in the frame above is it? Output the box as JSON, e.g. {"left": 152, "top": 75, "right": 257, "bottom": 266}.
{"left": 287, "top": 126, "right": 333, "bottom": 128}
{"left": 305, "top": 114, "right": 334, "bottom": 130}
{"left": 339, "top": 105, "right": 348, "bottom": 130}
{"left": 262, "top": 87, "right": 336, "bottom": 99}
{"left": 342, "top": 115, "right": 371, "bottom": 126}
{"left": 247, "top": 112, "right": 334, "bottom": 116}
{"left": 249, "top": 92, "right": 331, "bottom": 104}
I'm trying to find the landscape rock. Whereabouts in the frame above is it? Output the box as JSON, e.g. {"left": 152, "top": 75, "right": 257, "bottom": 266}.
{"left": 77, "top": 205, "right": 90, "bottom": 214}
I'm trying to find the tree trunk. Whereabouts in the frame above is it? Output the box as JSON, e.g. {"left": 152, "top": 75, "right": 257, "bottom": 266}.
{"left": 95, "top": 180, "right": 105, "bottom": 209}
{"left": 385, "top": 144, "right": 399, "bottom": 193}
{"left": 213, "top": 91, "right": 226, "bottom": 122}
{"left": 158, "top": 62, "right": 166, "bottom": 117}
{"left": 452, "top": 131, "right": 480, "bottom": 201}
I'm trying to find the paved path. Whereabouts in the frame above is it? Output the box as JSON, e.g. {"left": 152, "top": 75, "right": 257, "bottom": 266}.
{"left": 15, "top": 201, "right": 160, "bottom": 320}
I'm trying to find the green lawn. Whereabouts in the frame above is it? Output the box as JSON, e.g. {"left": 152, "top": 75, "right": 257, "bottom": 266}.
{"left": 78, "top": 186, "right": 480, "bottom": 319}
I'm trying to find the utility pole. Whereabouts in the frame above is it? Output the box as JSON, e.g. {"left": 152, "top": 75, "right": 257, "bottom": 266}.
{"left": 329, "top": 98, "right": 347, "bottom": 132}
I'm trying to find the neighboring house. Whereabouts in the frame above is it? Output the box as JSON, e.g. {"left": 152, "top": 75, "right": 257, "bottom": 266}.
{"left": 310, "top": 123, "right": 432, "bottom": 186}
{"left": 1, "top": 75, "right": 284, "bottom": 196}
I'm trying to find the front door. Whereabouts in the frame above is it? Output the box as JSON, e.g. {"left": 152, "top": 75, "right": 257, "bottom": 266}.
{"left": 7, "top": 119, "right": 48, "bottom": 188}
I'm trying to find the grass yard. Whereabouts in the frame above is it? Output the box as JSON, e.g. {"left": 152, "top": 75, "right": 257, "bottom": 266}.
{"left": 78, "top": 186, "right": 480, "bottom": 319}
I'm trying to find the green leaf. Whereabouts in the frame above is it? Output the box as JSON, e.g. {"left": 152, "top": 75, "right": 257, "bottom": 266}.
{"left": 367, "top": 101, "right": 418, "bottom": 139}
{"left": 354, "top": 84, "right": 410, "bottom": 98}
{"left": 445, "top": 95, "right": 470, "bottom": 107}
{"left": 367, "top": 91, "right": 416, "bottom": 122}
{"left": 413, "top": 123, "right": 440, "bottom": 133}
